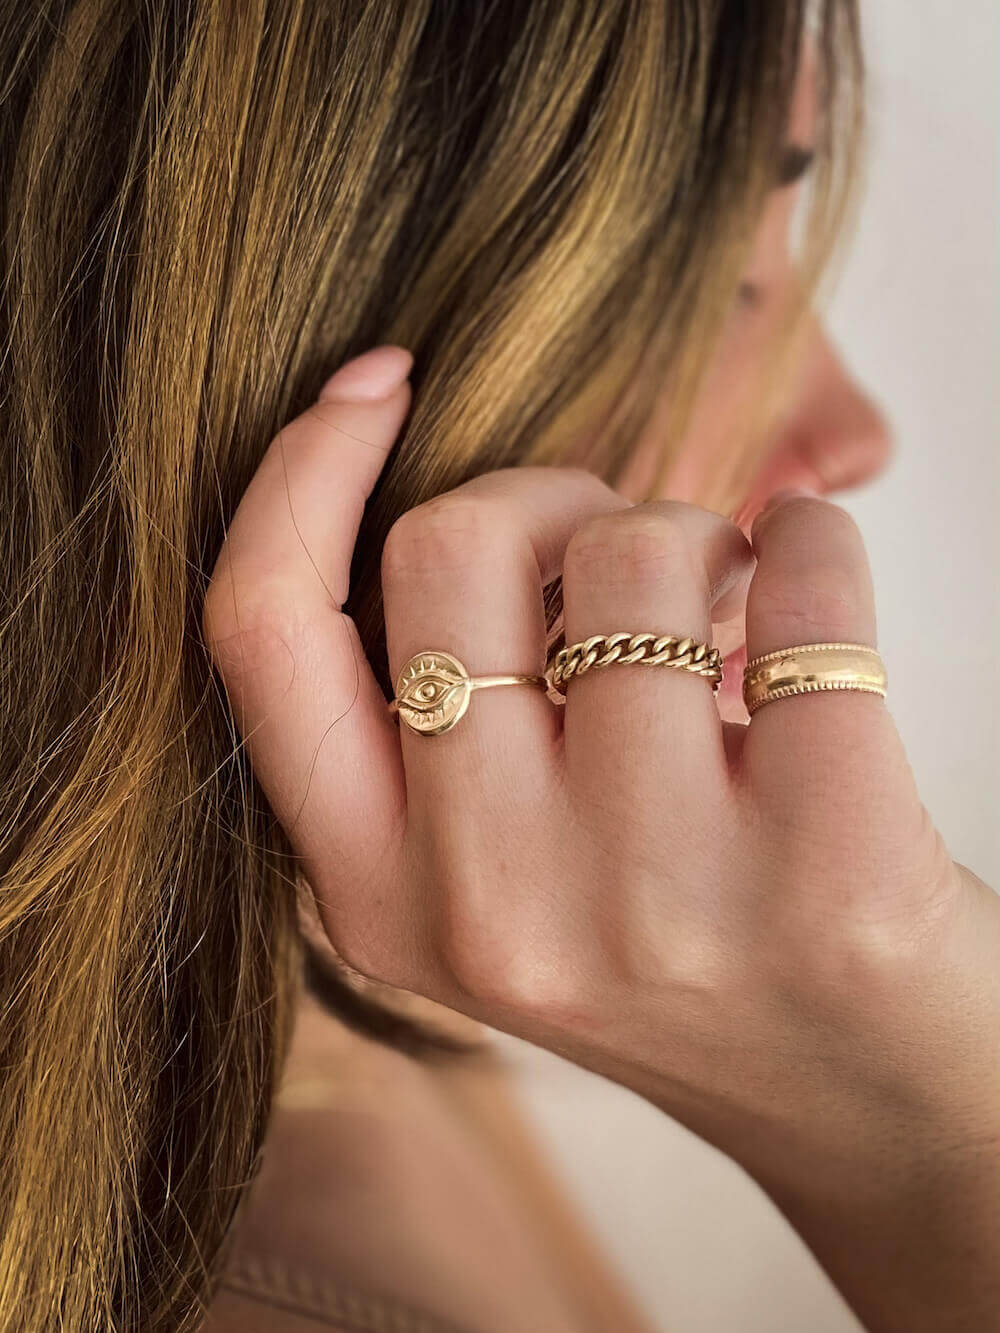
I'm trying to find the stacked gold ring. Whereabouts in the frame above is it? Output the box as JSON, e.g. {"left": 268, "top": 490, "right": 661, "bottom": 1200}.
{"left": 742, "top": 642, "right": 888, "bottom": 716}
{"left": 388, "top": 639, "right": 888, "bottom": 736}
{"left": 546, "top": 632, "right": 723, "bottom": 695}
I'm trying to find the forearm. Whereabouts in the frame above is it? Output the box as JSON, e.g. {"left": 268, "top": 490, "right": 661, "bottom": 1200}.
{"left": 754, "top": 1126, "right": 1000, "bottom": 1333}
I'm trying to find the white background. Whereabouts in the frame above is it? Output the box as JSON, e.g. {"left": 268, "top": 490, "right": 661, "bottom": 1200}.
{"left": 502, "top": 4, "right": 999, "bottom": 1329}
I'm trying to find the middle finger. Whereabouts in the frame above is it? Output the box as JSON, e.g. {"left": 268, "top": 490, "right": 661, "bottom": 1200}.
{"left": 561, "top": 502, "right": 754, "bottom": 781}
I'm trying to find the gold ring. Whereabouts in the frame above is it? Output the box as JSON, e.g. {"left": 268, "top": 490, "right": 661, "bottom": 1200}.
{"left": 546, "top": 632, "right": 723, "bottom": 696}
{"left": 389, "top": 650, "right": 549, "bottom": 736}
{"left": 742, "top": 642, "right": 888, "bottom": 716}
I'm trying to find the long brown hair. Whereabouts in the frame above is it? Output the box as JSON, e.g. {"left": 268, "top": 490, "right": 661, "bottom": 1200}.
{"left": 0, "top": 2, "right": 861, "bottom": 1328}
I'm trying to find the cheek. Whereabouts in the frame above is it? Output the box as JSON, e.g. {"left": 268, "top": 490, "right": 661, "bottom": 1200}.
{"left": 615, "top": 247, "right": 800, "bottom": 508}
{"left": 612, "top": 386, "right": 673, "bottom": 501}
{"left": 628, "top": 336, "right": 768, "bottom": 506}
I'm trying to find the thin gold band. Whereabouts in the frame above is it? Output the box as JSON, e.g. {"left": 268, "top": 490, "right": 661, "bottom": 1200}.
{"left": 468, "top": 673, "right": 548, "bottom": 693}
{"left": 742, "top": 642, "right": 888, "bottom": 716}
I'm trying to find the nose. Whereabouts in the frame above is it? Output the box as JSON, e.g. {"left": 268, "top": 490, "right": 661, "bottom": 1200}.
{"left": 784, "top": 320, "right": 894, "bottom": 493}
{"left": 730, "top": 319, "right": 893, "bottom": 539}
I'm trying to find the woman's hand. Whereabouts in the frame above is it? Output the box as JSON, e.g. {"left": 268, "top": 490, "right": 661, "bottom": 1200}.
{"left": 203, "top": 348, "right": 1000, "bottom": 1332}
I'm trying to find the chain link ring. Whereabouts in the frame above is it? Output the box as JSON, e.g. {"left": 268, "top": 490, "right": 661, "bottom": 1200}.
{"left": 546, "top": 632, "right": 723, "bottom": 696}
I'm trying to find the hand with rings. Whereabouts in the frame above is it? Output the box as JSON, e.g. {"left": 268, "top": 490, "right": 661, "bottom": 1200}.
{"left": 204, "top": 350, "right": 1000, "bottom": 1329}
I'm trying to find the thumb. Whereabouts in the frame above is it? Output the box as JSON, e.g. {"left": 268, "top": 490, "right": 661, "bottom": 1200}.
{"left": 202, "top": 344, "right": 411, "bottom": 868}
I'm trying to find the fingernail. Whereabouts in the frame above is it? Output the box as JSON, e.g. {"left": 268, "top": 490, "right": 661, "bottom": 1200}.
{"left": 318, "top": 345, "right": 413, "bottom": 403}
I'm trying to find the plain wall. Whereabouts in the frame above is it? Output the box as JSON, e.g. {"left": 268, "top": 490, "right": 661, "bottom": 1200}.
{"left": 501, "top": 5, "right": 999, "bottom": 1329}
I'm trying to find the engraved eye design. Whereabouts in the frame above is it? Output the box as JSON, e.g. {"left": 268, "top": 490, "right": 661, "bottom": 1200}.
{"left": 397, "top": 671, "right": 464, "bottom": 715}
{"left": 394, "top": 654, "right": 472, "bottom": 733}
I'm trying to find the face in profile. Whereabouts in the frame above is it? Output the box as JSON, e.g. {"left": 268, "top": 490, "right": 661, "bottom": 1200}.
{"left": 613, "top": 65, "right": 892, "bottom": 720}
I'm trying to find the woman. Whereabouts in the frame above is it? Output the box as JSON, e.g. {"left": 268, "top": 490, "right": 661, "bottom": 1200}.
{"left": 2, "top": 3, "right": 995, "bottom": 1331}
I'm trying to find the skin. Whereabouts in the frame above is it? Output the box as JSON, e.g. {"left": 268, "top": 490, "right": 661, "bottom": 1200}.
{"left": 617, "top": 59, "right": 892, "bottom": 723}
{"left": 201, "top": 173, "right": 1000, "bottom": 1332}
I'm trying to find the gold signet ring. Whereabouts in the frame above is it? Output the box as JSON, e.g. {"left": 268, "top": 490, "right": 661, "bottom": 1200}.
{"left": 389, "top": 651, "right": 550, "bottom": 736}
{"left": 742, "top": 642, "right": 888, "bottom": 716}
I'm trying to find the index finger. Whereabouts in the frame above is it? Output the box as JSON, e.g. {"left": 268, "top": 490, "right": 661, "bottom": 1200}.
{"left": 202, "top": 346, "right": 411, "bottom": 877}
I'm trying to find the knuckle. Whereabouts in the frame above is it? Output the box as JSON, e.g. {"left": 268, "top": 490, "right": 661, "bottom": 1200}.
{"left": 435, "top": 883, "right": 519, "bottom": 1000}
{"left": 607, "top": 861, "right": 743, "bottom": 998}
{"left": 202, "top": 566, "right": 277, "bottom": 643}
{"left": 565, "top": 512, "right": 698, "bottom": 589}
{"left": 446, "top": 941, "right": 583, "bottom": 1022}
{"left": 201, "top": 568, "right": 241, "bottom": 647}
{"left": 436, "top": 880, "right": 587, "bottom": 1023}
{"left": 201, "top": 585, "right": 232, "bottom": 652}
{"left": 382, "top": 495, "right": 510, "bottom": 579}
{"left": 752, "top": 564, "right": 859, "bottom": 639}
{"left": 625, "top": 924, "right": 735, "bottom": 999}
{"left": 765, "top": 832, "right": 960, "bottom": 1000}
{"left": 786, "top": 907, "right": 934, "bottom": 1003}
{"left": 201, "top": 581, "right": 298, "bottom": 683}
{"left": 559, "top": 463, "right": 616, "bottom": 489}
{"left": 553, "top": 464, "right": 624, "bottom": 507}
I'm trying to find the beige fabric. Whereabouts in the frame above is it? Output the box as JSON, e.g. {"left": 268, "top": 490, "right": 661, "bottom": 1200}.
{"left": 208, "top": 1253, "right": 469, "bottom": 1332}
{"left": 202, "top": 989, "right": 655, "bottom": 1333}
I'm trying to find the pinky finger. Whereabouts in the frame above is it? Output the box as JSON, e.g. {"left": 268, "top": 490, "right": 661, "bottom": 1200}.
{"left": 742, "top": 490, "right": 909, "bottom": 805}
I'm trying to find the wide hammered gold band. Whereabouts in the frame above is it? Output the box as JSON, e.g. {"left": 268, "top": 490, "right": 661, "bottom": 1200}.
{"left": 546, "top": 632, "right": 723, "bottom": 696}
{"left": 742, "top": 642, "right": 888, "bottom": 716}
{"left": 389, "top": 650, "right": 548, "bottom": 736}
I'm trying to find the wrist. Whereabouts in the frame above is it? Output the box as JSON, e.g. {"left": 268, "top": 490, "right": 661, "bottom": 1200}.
{"left": 743, "top": 1113, "right": 1000, "bottom": 1333}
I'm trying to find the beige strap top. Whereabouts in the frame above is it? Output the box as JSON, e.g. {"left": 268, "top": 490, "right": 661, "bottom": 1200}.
{"left": 201, "top": 982, "right": 656, "bottom": 1333}
{"left": 211, "top": 1251, "right": 471, "bottom": 1331}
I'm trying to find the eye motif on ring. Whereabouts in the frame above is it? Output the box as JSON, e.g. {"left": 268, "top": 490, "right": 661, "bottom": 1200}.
{"left": 394, "top": 652, "right": 473, "bottom": 735}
